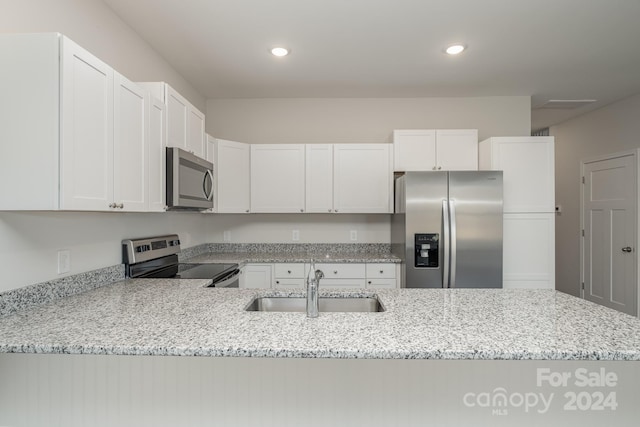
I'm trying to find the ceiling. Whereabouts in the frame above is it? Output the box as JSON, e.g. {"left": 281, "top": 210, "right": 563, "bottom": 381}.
{"left": 102, "top": 0, "right": 640, "bottom": 131}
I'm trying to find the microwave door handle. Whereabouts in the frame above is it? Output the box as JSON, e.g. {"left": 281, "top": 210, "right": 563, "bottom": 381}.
{"left": 203, "top": 170, "right": 214, "bottom": 201}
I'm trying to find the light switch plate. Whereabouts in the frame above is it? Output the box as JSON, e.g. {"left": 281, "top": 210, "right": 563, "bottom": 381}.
{"left": 223, "top": 231, "right": 231, "bottom": 242}
{"left": 292, "top": 230, "right": 300, "bottom": 241}
{"left": 350, "top": 230, "right": 357, "bottom": 241}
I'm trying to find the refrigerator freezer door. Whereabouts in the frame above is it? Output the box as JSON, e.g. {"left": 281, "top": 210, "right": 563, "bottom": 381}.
{"left": 405, "top": 172, "right": 448, "bottom": 288}
{"left": 448, "top": 171, "right": 503, "bottom": 288}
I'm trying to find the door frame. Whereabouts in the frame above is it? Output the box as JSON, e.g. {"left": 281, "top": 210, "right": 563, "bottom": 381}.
{"left": 579, "top": 149, "right": 640, "bottom": 317}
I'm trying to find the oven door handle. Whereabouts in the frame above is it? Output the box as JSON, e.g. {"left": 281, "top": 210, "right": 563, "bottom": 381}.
{"left": 210, "top": 268, "right": 240, "bottom": 288}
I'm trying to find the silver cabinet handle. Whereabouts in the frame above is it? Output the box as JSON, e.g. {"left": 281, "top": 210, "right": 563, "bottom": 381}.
{"left": 622, "top": 247, "right": 633, "bottom": 253}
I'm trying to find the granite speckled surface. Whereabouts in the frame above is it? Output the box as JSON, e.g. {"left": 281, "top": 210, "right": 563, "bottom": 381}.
{"left": 182, "top": 243, "right": 400, "bottom": 264}
{"left": 0, "top": 265, "right": 124, "bottom": 317}
{"left": 1, "top": 279, "right": 639, "bottom": 360}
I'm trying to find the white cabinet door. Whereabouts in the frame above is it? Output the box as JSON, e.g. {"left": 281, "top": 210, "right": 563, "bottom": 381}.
{"left": 165, "top": 85, "right": 188, "bottom": 151}
{"left": 306, "top": 144, "right": 334, "bottom": 213}
{"left": 435, "top": 129, "right": 478, "bottom": 170}
{"left": 333, "top": 144, "right": 392, "bottom": 213}
{"left": 113, "top": 73, "right": 147, "bottom": 212}
{"left": 503, "top": 213, "right": 555, "bottom": 289}
{"left": 214, "top": 139, "right": 251, "bottom": 213}
{"left": 393, "top": 130, "right": 436, "bottom": 172}
{"left": 479, "top": 137, "right": 555, "bottom": 213}
{"left": 60, "top": 36, "right": 114, "bottom": 211}
{"left": 251, "top": 144, "right": 306, "bottom": 213}
{"left": 148, "top": 95, "right": 166, "bottom": 212}
{"left": 240, "top": 264, "right": 273, "bottom": 289}
{"left": 393, "top": 129, "right": 478, "bottom": 171}
{"left": 187, "top": 107, "right": 205, "bottom": 158}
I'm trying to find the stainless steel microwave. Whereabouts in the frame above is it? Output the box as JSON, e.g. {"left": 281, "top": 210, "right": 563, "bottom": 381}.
{"left": 166, "top": 147, "right": 213, "bottom": 210}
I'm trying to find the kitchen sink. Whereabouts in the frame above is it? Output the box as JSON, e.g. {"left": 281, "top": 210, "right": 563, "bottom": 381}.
{"left": 245, "top": 297, "right": 385, "bottom": 313}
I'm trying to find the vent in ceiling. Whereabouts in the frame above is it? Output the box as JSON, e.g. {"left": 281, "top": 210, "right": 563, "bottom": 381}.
{"left": 538, "top": 99, "right": 597, "bottom": 109}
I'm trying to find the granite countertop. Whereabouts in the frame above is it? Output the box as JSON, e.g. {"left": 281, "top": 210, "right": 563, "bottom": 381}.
{"left": 1, "top": 279, "right": 639, "bottom": 360}
{"left": 183, "top": 251, "right": 401, "bottom": 264}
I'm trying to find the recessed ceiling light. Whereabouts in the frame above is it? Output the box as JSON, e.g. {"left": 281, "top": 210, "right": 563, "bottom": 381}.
{"left": 271, "top": 47, "right": 289, "bottom": 57}
{"left": 445, "top": 44, "right": 466, "bottom": 55}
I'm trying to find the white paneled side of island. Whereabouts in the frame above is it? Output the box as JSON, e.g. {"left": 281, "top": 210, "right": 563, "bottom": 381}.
{"left": 479, "top": 137, "right": 556, "bottom": 289}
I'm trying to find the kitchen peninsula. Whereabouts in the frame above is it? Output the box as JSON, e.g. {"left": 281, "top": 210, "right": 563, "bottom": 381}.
{"left": 1, "top": 274, "right": 640, "bottom": 426}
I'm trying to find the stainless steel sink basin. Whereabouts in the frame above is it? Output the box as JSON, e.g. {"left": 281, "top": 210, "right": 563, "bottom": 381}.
{"left": 245, "top": 297, "right": 385, "bottom": 313}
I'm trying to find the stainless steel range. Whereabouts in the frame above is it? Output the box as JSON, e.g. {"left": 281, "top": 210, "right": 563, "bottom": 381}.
{"left": 122, "top": 235, "right": 239, "bottom": 287}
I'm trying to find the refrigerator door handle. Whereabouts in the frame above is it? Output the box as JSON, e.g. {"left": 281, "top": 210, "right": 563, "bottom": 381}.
{"left": 449, "top": 199, "right": 457, "bottom": 288}
{"left": 442, "top": 200, "right": 450, "bottom": 288}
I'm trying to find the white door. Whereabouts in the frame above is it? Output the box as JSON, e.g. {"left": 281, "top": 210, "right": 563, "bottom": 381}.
{"left": 239, "top": 264, "right": 272, "bottom": 289}
{"left": 251, "top": 144, "right": 305, "bottom": 213}
{"left": 60, "top": 36, "right": 114, "bottom": 211}
{"left": 186, "top": 107, "right": 205, "bottom": 158}
{"left": 435, "top": 129, "right": 478, "bottom": 171}
{"left": 148, "top": 95, "right": 166, "bottom": 212}
{"left": 333, "top": 144, "right": 392, "bottom": 213}
{"left": 165, "top": 85, "right": 188, "bottom": 151}
{"left": 582, "top": 152, "right": 637, "bottom": 316}
{"left": 215, "top": 139, "right": 251, "bottom": 213}
{"left": 392, "top": 130, "right": 436, "bottom": 171}
{"left": 306, "top": 144, "right": 334, "bottom": 213}
{"left": 113, "top": 73, "right": 147, "bottom": 211}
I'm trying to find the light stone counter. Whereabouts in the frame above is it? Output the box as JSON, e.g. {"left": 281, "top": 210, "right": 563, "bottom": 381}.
{"left": 0, "top": 279, "right": 639, "bottom": 360}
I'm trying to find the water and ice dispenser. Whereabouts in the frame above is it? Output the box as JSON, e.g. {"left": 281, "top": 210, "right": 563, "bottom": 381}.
{"left": 414, "top": 233, "right": 439, "bottom": 267}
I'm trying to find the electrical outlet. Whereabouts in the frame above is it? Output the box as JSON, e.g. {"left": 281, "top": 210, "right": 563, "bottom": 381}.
{"left": 223, "top": 230, "right": 231, "bottom": 242}
{"left": 292, "top": 230, "right": 300, "bottom": 241}
{"left": 57, "top": 250, "right": 71, "bottom": 274}
{"left": 350, "top": 230, "right": 357, "bottom": 241}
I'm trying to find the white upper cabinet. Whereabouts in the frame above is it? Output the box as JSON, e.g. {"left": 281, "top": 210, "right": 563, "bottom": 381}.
{"left": 147, "top": 95, "right": 166, "bottom": 212}
{"left": 306, "top": 144, "right": 334, "bottom": 213}
{"left": 60, "top": 36, "right": 115, "bottom": 211}
{"left": 211, "top": 138, "right": 251, "bottom": 213}
{"left": 393, "top": 129, "right": 478, "bottom": 171}
{"left": 251, "top": 144, "right": 306, "bottom": 213}
{"left": 0, "top": 33, "right": 160, "bottom": 212}
{"left": 113, "top": 72, "right": 148, "bottom": 212}
{"left": 333, "top": 144, "right": 393, "bottom": 213}
{"left": 479, "top": 136, "right": 555, "bottom": 213}
{"left": 138, "top": 82, "right": 205, "bottom": 158}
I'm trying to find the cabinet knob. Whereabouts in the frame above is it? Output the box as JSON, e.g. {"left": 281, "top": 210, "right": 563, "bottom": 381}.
{"left": 333, "top": 271, "right": 338, "bottom": 274}
{"left": 118, "top": 203, "right": 124, "bottom": 209}
{"left": 109, "top": 203, "right": 116, "bottom": 209}
{"left": 368, "top": 281, "right": 372, "bottom": 284}
{"left": 245, "top": 209, "right": 250, "bottom": 213}
{"left": 379, "top": 270, "right": 384, "bottom": 274}
{"left": 622, "top": 247, "right": 633, "bottom": 253}
{"left": 328, "top": 209, "right": 332, "bottom": 213}
{"left": 437, "top": 166, "right": 442, "bottom": 170}
{"left": 432, "top": 166, "right": 436, "bottom": 170}
{"left": 300, "top": 209, "right": 304, "bottom": 213}
{"left": 276, "top": 280, "right": 280, "bottom": 284}
{"left": 335, "top": 209, "right": 338, "bottom": 213}
{"left": 287, "top": 270, "right": 291, "bottom": 274}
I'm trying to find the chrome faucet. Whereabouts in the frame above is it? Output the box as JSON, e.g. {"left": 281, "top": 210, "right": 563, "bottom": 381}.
{"left": 306, "top": 261, "right": 324, "bottom": 318}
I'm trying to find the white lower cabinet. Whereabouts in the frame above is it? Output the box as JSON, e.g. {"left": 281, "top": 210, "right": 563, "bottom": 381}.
{"left": 239, "top": 264, "right": 272, "bottom": 289}
{"left": 503, "top": 213, "right": 555, "bottom": 289}
{"left": 240, "top": 262, "right": 399, "bottom": 289}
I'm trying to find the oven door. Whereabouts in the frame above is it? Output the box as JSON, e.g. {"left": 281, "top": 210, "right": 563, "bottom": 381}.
{"left": 211, "top": 268, "right": 240, "bottom": 288}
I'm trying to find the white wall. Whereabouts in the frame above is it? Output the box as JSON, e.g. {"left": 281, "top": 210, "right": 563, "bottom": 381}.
{"left": 0, "top": 212, "right": 211, "bottom": 292}
{"left": 206, "top": 214, "right": 389, "bottom": 243}
{"left": 206, "top": 96, "right": 531, "bottom": 143}
{"left": 0, "top": 0, "right": 209, "bottom": 292}
{"left": 551, "top": 93, "right": 640, "bottom": 296}
{"left": 0, "top": 0, "right": 204, "bottom": 111}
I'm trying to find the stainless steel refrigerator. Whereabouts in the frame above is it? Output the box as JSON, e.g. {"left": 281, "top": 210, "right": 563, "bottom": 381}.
{"left": 391, "top": 171, "right": 503, "bottom": 288}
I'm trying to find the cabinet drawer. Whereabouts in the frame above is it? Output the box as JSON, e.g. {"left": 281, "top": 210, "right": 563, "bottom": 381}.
{"left": 366, "top": 279, "right": 397, "bottom": 289}
{"left": 274, "top": 263, "right": 306, "bottom": 278}
{"left": 316, "top": 263, "right": 365, "bottom": 279}
{"left": 320, "top": 279, "right": 365, "bottom": 289}
{"left": 274, "top": 278, "right": 304, "bottom": 289}
{"left": 365, "top": 263, "right": 396, "bottom": 279}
